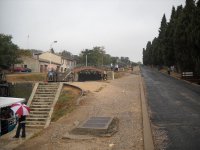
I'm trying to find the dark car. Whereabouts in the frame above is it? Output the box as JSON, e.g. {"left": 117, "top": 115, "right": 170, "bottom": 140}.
{"left": 13, "top": 67, "right": 31, "bottom": 72}
{"left": 23, "top": 68, "right": 32, "bottom": 72}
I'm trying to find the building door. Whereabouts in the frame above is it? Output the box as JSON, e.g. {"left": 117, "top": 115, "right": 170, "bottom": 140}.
{"left": 40, "top": 65, "right": 43, "bottom": 72}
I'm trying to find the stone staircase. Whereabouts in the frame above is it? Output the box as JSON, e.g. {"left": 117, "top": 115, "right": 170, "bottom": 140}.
{"left": 26, "top": 82, "right": 61, "bottom": 128}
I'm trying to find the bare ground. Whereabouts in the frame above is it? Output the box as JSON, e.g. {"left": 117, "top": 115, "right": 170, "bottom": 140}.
{"left": 14, "top": 67, "right": 143, "bottom": 150}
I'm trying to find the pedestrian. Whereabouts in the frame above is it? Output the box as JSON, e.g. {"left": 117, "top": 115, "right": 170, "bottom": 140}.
{"left": 110, "top": 63, "right": 113, "bottom": 70}
{"left": 167, "top": 67, "right": 171, "bottom": 75}
{"left": 13, "top": 115, "right": 26, "bottom": 138}
{"left": 48, "top": 70, "right": 53, "bottom": 81}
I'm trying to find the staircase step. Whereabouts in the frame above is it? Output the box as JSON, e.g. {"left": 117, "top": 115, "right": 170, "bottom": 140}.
{"left": 36, "top": 90, "right": 57, "bottom": 92}
{"left": 27, "top": 118, "right": 47, "bottom": 121}
{"left": 39, "top": 83, "right": 59, "bottom": 85}
{"left": 32, "top": 102, "right": 52, "bottom": 105}
{"left": 35, "top": 91, "right": 56, "bottom": 94}
{"left": 26, "top": 124, "right": 44, "bottom": 128}
{"left": 34, "top": 96, "right": 55, "bottom": 98}
{"left": 32, "top": 100, "right": 53, "bottom": 103}
{"left": 30, "top": 108, "right": 51, "bottom": 111}
{"left": 26, "top": 121, "right": 46, "bottom": 125}
{"left": 37, "top": 88, "right": 58, "bottom": 90}
{"left": 33, "top": 96, "right": 55, "bottom": 98}
{"left": 34, "top": 94, "right": 55, "bottom": 96}
{"left": 33, "top": 97, "right": 54, "bottom": 100}
{"left": 36, "top": 88, "right": 57, "bottom": 90}
{"left": 30, "top": 105, "right": 51, "bottom": 108}
{"left": 29, "top": 111, "right": 49, "bottom": 114}
{"left": 38, "top": 85, "right": 58, "bottom": 87}
{"left": 28, "top": 114, "right": 48, "bottom": 117}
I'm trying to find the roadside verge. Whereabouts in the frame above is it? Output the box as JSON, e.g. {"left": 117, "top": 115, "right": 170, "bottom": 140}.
{"left": 140, "top": 75, "right": 154, "bottom": 150}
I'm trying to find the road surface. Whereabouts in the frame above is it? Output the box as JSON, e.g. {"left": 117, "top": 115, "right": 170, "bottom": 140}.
{"left": 141, "top": 66, "right": 200, "bottom": 150}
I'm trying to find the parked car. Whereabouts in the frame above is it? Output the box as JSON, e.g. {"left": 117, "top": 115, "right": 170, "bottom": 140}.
{"left": 13, "top": 67, "right": 31, "bottom": 72}
{"left": 13, "top": 67, "right": 25, "bottom": 72}
{"left": 23, "top": 68, "right": 32, "bottom": 72}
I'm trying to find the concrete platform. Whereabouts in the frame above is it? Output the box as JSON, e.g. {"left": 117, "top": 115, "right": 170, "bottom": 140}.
{"left": 70, "top": 117, "right": 118, "bottom": 136}
{"left": 79, "top": 117, "right": 113, "bottom": 129}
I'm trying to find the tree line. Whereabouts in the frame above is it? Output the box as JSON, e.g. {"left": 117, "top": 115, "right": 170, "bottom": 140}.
{"left": 143, "top": 0, "right": 200, "bottom": 73}
{"left": 77, "top": 46, "right": 136, "bottom": 68}
{"left": 0, "top": 34, "right": 21, "bottom": 69}
{"left": 0, "top": 34, "right": 137, "bottom": 70}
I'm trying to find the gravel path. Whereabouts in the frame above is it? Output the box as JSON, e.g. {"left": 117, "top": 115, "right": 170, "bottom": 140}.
{"left": 15, "top": 68, "right": 143, "bottom": 150}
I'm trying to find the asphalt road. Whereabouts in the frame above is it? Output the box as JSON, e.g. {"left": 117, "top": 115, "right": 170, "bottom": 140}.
{"left": 141, "top": 66, "right": 200, "bottom": 150}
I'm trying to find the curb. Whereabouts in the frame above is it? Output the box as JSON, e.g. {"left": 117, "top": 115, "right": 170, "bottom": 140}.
{"left": 140, "top": 75, "right": 154, "bottom": 150}
{"left": 63, "top": 82, "right": 84, "bottom": 105}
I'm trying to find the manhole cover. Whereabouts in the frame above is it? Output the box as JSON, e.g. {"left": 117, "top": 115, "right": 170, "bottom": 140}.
{"left": 70, "top": 116, "right": 118, "bottom": 136}
{"left": 79, "top": 117, "right": 113, "bottom": 129}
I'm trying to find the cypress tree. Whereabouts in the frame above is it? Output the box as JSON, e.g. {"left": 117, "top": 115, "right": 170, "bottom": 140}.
{"left": 163, "top": 7, "right": 176, "bottom": 67}
{"left": 157, "top": 14, "right": 167, "bottom": 66}
{"left": 191, "top": 0, "right": 200, "bottom": 73}
{"left": 151, "top": 37, "right": 160, "bottom": 66}
{"left": 143, "top": 48, "right": 147, "bottom": 65}
{"left": 174, "top": 0, "right": 195, "bottom": 72}
{"left": 143, "top": 0, "right": 200, "bottom": 73}
{"left": 146, "top": 41, "right": 153, "bottom": 65}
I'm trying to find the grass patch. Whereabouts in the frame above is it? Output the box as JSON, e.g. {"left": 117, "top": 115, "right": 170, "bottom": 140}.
{"left": 114, "top": 71, "right": 126, "bottom": 79}
{"left": 95, "top": 86, "right": 104, "bottom": 92}
{"left": 51, "top": 87, "right": 80, "bottom": 122}
{"left": 6, "top": 73, "right": 46, "bottom": 82}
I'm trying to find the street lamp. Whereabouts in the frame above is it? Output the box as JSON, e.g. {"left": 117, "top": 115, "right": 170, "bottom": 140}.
{"left": 50, "top": 41, "right": 57, "bottom": 51}
{"left": 49, "top": 41, "right": 58, "bottom": 70}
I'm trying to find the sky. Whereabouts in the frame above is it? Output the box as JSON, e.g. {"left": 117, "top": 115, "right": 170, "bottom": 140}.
{"left": 0, "top": 0, "right": 186, "bottom": 62}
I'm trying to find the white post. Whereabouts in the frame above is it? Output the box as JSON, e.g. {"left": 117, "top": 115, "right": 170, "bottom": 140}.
{"left": 112, "top": 71, "right": 114, "bottom": 80}
{"left": 49, "top": 41, "right": 57, "bottom": 70}
{"left": 86, "top": 55, "right": 87, "bottom": 66}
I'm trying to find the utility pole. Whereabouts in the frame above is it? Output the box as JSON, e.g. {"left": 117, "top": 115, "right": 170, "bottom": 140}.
{"left": 27, "top": 34, "right": 29, "bottom": 49}
{"left": 86, "top": 55, "right": 87, "bottom": 66}
{"left": 49, "top": 41, "right": 57, "bottom": 70}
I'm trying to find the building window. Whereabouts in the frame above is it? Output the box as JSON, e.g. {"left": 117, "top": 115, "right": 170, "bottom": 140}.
{"left": 45, "top": 65, "right": 48, "bottom": 72}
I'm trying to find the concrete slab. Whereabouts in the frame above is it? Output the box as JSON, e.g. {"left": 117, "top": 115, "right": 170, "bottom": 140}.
{"left": 70, "top": 117, "right": 118, "bottom": 136}
{"left": 78, "top": 117, "right": 113, "bottom": 130}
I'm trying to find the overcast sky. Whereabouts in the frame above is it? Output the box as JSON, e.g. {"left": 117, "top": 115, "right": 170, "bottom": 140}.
{"left": 0, "top": 0, "right": 186, "bottom": 62}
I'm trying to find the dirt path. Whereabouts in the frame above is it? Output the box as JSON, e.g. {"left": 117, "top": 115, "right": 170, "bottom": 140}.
{"left": 15, "top": 68, "right": 143, "bottom": 150}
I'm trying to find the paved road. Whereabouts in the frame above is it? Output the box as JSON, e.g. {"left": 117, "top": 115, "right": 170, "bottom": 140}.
{"left": 141, "top": 66, "right": 200, "bottom": 150}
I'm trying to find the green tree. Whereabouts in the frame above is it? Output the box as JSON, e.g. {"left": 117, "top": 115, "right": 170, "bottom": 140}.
{"left": 18, "top": 49, "right": 32, "bottom": 57}
{"left": 157, "top": 14, "right": 167, "bottom": 66}
{"left": 143, "top": 0, "right": 200, "bottom": 74}
{"left": 59, "top": 50, "right": 73, "bottom": 59}
{"left": 190, "top": 0, "right": 200, "bottom": 73}
{"left": 143, "top": 41, "right": 152, "bottom": 65}
{"left": 120, "top": 57, "right": 131, "bottom": 67}
{"left": 79, "top": 46, "right": 107, "bottom": 66}
{"left": 151, "top": 37, "right": 161, "bottom": 66}
{"left": 163, "top": 6, "right": 176, "bottom": 67}
{"left": 174, "top": 0, "right": 195, "bottom": 71}
{"left": 0, "top": 34, "right": 21, "bottom": 69}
